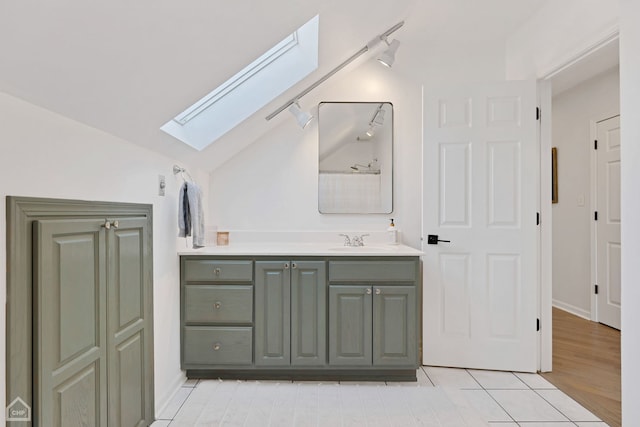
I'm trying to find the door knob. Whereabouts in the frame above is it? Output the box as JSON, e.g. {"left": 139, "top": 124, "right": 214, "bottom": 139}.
{"left": 427, "top": 234, "right": 451, "bottom": 245}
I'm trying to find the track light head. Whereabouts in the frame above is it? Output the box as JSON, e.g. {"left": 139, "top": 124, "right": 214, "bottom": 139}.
{"left": 377, "top": 38, "right": 400, "bottom": 68}
{"left": 288, "top": 101, "right": 313, "bottom": 129}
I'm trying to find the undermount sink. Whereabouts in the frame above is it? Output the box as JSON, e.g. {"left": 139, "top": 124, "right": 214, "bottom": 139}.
{"left": 328, "top": 245, "right": 399, "bottom": 252}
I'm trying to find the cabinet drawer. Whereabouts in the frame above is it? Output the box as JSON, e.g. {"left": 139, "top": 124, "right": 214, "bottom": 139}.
{"left": 184, "top": 285, "right": 253, "bottom": 324}
{"left": 183, "top": 326, "right": 252, "bottom": 365}
{"left": 184, "top": 260, "right": 253, "bottom": 283}
{"left": 329, "top": 260, "right": 417, "bottom": 283}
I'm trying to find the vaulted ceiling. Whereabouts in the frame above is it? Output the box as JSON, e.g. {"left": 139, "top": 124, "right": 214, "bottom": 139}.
{"left": 0, "top": 0, "right": 549, "bottom": 171}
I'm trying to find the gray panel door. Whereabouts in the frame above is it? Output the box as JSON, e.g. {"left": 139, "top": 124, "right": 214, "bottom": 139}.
{"left": 291, "top": 261, "right": 326, "bottom": 366}
{"left": 329, "top": 285, "right": 372, "bottom": 366}
{"left": 107, "top": 217, "right": 153, "bottom": 427}
{"left": 255, "top": 261, "right": 291, "bottom": 365}
{"left": 34, "top": 219, "right": 108, "bottom": 427}
{"left": 373, "top": 286, "right": 417, "bottom": 366}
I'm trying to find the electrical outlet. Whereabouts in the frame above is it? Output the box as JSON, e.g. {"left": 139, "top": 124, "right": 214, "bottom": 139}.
{"left": 158, "top": 175, "right": 166, "bottom": 196}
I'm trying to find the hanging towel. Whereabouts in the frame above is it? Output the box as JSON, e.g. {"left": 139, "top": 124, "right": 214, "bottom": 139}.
{"left": 178, "top": 181, "right": 205, "bottom": 248}
{"left": 178, "top": 182, "right": 191, "bottom": 237}
{"left": 178, "top": 182, "right": 190, "bottom": 237}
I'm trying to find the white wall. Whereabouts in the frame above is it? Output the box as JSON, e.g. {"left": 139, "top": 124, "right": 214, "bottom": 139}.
{"left": 551, "top": 66, "right": 620, "bottom": 317}
{"left": 620, "top": 0, "right": 640, "bottom": 423}
{"left": 0, "top": 92, "right": 207, "bottom": 422}
{"left": 207, "top": 41, "right": 506, "bottom": 249}
{"left": 506, "top": 0, "right": 618, "bottom": 80}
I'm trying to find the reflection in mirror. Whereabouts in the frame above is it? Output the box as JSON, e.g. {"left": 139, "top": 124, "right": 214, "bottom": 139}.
{"left": 318, "top": 102, "right": 393, "bottom": 213}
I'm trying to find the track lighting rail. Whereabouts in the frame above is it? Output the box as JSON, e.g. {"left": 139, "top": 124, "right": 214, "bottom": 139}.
{"left": 265, "top": 21, "right": 404, "bottom": 122}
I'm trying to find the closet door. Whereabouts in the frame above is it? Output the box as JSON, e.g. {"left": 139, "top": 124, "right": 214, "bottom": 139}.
{"left": 34, "top": 219, "right": 108, "bottom": 427}
{"left": 107, "top": 217, "right": 153, "bottom": 427}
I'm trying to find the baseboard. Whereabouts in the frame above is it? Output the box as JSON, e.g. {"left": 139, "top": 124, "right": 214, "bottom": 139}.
{"left": 552, "top": 300, "right": 591, "bottom": 320}
{"left": 155, "top": 371, "right": 187, "bottom": 419}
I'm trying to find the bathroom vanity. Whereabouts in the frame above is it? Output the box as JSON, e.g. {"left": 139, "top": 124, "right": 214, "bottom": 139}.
{"left": 179, "top": 243, "right": 422, "bottom": 381}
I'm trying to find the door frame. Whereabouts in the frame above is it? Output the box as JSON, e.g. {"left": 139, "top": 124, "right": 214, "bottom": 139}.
{"left": 590, "top": 113, "right": 621, "bottom": 323}
{"left": 538, "top": 80, "right": 553, "bottom": 372}
{"left": 5, "top": 196, "right": 154, "bottom": 423}
{"left": 538, "top": 25, "right": 619, "bottom": 372}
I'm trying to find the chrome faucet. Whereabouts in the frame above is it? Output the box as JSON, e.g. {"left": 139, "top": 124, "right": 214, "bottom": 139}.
{"left": 339, "top": 233, "right": 369, "bottom": 247}
{"left": 351, "top": 234, "right": 369, "bottom": 247}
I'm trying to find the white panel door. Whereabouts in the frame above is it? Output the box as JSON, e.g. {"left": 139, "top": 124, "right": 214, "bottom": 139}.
{"left": 596, "top": 115, "right": 621, "bottom": 330}
{"left": 422, "top": 81, "right": 539, "bottom": 372}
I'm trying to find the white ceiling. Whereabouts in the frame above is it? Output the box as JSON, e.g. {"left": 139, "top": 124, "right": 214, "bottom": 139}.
{"left": 0, "top": 0, "right": 551, "bottom": 171}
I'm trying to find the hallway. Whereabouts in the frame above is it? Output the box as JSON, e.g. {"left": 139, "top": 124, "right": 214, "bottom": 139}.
{"left": 541, "top": 307, "right": 621, "bottom": 426}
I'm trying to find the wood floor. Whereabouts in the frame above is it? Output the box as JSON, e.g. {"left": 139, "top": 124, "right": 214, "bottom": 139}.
{"left": 541, "top": 307, "right": 621, "bottom": 427}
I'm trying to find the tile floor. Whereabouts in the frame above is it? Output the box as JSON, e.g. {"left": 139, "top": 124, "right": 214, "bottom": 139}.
{"left": 151, "top": 367, "right": 609, "bottom": 426}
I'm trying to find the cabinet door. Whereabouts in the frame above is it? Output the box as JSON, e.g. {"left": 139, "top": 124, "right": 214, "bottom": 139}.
{"left": 373, "top": 286, "right": 417, "bottom": 366}
{"left": 107, "top": 217, "right": 153, "bottom": 427}
{"left": 34, "top": 219, "right": 108, "bottom": 427}
{"left": 329, "top": 285, "right": 372, "bottom": 366}
{"left": 291, "top": 261, "right": 326, "bottom": 366}
{"left": 255, "top": 261, "right": 291, "bottom": 365}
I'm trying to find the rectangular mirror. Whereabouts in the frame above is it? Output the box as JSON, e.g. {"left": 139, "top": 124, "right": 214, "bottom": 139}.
{"left": 318, "top": 102, "right": 393, "bottom": 213}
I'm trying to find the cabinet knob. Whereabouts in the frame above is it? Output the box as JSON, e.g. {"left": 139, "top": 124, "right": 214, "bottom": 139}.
{"left": 291, "top": 262, "right": 297, "bottom": 269}
{"left": 366, "top": 288, "right": 372, "bottom": 295}
{"left": 214, "top": 267, "right": 221, "bottom": 276}
{"left": 213, "top": 343, "right": 221, "bottom": 351}
{"left": 375, "top": 288, "right": 382, "bottom": 295}
{"left": 214, "top": 301, "right": 222, "bottom": 309}
{"left": 284, "top": 263, "right": 290, "bottom": 270}
{"left": 101, "top": 219, "right": 119, "bottom": 229}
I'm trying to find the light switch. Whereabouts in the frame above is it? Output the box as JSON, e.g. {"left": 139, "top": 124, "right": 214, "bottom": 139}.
{"left": 577, "top": 194, "right": 585, "bottom": 207}
{"left": 158, "top": 175, "right": 166, "bottom": 196}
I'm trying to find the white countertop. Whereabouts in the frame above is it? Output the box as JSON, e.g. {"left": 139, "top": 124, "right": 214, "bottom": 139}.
{"left": 178, "top": 242, "right": 423, "bottom": 257}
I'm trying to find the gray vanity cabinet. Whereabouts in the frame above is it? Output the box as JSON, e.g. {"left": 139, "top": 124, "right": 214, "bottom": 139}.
{"left": 329, "top": 285, "right": 373, "bottom": 365}
{"left": 373, "top": 285, "right": 417, "bottom": 366}
{"left": 254, "top": 260, "right": 326, "bottom": 366}
{"left": 328, "top": 260, "right": 419, "bottom": 368}
{"left": 254, "top": 261, "right": 291, "bottom": 366}
{"left": 181, "top": 259, "right": 254, "bottom": 368}
{"left": 290, "top": 261, "right": 327, "bottom": 366}
{"left": 181, "top": 255, "right": 418, "bottom": 380}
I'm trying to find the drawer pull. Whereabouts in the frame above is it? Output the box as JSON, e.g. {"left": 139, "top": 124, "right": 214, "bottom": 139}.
{"left": 214, "top": 267, "right": 221, "bottom": 276}
{"left": 213, "top": 343, "right": 221, "bottom": 351}
{"left": 214, "top": 301, "right": 222, "bottom": 309}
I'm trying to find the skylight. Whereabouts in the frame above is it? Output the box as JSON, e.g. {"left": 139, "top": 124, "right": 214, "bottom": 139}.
{"left": 161, "top": 15, "right": 319, "bottom": 151}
